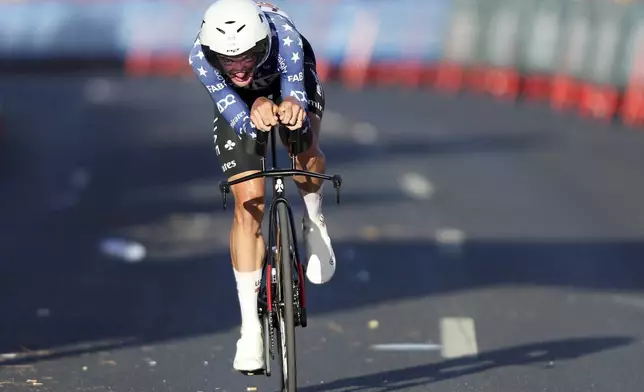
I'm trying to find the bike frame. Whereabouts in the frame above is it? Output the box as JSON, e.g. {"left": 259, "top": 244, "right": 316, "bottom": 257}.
{"left": 218, "top": 124, "right": 342, "bottom": 373}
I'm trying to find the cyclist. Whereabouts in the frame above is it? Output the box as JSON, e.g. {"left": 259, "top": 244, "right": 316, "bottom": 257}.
{"left": 189, "top": 0, "right": 336, "bottom": 372}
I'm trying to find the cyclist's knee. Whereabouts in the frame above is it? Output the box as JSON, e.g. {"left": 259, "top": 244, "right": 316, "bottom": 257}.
{"left": 298, "top": 113, "right": 322, "bottom": 157}
{"left": 230, "top": 172, "right": 265, "bottom": 231}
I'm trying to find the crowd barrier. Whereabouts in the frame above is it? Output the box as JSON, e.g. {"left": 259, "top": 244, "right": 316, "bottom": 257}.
{"left": 2, "top": 0, "right": 644, "bottom": 126}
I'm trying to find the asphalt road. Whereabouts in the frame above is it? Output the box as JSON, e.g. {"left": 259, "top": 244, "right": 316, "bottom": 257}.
{"left": 2, "top": 73, "right": 644, "bottom": 392}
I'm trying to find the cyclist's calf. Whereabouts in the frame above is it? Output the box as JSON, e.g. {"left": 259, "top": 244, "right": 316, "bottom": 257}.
{"left": 289, "top": 113, "right": 326, "bottom": 194}
{"left": 229, "top": 174, "right": 266, "bottom": 272}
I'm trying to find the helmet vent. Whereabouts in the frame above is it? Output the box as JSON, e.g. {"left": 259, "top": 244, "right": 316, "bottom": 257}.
{"left": 216, "top": 27, "right": 225, "bottom": 34}
{"left": 236, "top": 24, "right": 246, "bottom": 32}
{"left": 224, "top": 20, "right": 235, "bottom": 24}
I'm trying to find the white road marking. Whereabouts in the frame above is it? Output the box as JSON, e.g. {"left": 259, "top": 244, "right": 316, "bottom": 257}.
{"left": 612, "top": 294, "right": 644, "bottom": 312}
{"left": 321, "top": 111, "right": 348, "bottom": 134}
{"left": 435, "top": 228, "right": 466, "bottom": 250}
{"left": 352, "top": 122, "right": 378, "bottom": 145}
{"left": 400, "top": 173, "right": 434, "bottom": 200}
{"left": 84, "top": 77, "right": 114, "bottom": 104}
{"left": 440, "top": 317, "right": 479, "bottom": 358}
{"left": 360, "top": 225, "right": 380, "bottom": 241}
{"left": 370, "top": 343, "right": 442, "bottom": 351}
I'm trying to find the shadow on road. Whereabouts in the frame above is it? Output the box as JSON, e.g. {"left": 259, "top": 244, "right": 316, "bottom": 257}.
{"left": 299, "top": 337, "right": 634, "bottom": 392}
{"left": 0, "top": 237, "right": 642, "bottom": 366}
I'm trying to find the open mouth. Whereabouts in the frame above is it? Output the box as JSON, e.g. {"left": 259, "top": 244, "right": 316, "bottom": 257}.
{"left": 230, "top": 72, "right": 252, "bottom": 83}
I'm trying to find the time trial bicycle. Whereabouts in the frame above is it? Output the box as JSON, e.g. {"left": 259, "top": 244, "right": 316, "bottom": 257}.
{"left": 219, "top": 123, "right": 342, "bottom": 392}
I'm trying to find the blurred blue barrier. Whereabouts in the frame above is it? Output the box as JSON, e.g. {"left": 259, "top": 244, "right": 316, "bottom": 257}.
{"left": 0, "top": 0, "right": 450, "bottom": 63}
{"left": 5, "top": 0, "right": 644, "bottom": 124}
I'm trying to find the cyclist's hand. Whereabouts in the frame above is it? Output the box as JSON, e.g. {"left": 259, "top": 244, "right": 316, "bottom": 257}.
{"left": 250, "top": 97, "right": 279, "bottom": 132}
{"left": 278, "top": 97, "right": 306, "bottom": 131}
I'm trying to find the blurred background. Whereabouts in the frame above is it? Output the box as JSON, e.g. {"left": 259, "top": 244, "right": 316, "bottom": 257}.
{"left": 2, "top": 0, "right": 644, "bottom": 391}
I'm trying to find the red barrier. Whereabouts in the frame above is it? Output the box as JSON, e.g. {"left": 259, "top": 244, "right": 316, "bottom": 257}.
{"left": 315, "top": 59, "right": 333, "bottom": 83}
{"left": 551, "top": 75, "right": 581, "bottom": 112}
{"left": 339, "top": 60, "right": 370, "bottom": 90}
{"left": 578, "top": 83, "right": 619, "bottom": 122}
{"left": 122, "top": 50, "right": 643, "bottom": 130}
{"left": 465, "top": 64, "right": 487, "bottom": 93}
{"left": 366, "top": 61, "right": 426, "bottom": 88}
{"left": 620, "top": 46, "right": 644, "bottom": 127}
{"left": 434, "top": 62, "right": 465, "bottom": 93}
{"left": 124, "top": 51, "right": 152, "bottom": 76}
{"left": 621, "top": 89, "right": 644, "bottom": 127}
{"left": 521, "top": 74, "right": 553, "bottom": 101}
{"left": 482, "top": 67, "right": 520, "bottom": 100}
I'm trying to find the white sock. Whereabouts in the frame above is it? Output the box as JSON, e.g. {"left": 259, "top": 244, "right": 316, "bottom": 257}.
{"left": 300, "top": 185, "right": 323, "bottom": 220}
{"left": 234, "top": 268, "right": 262, "bottom": 333}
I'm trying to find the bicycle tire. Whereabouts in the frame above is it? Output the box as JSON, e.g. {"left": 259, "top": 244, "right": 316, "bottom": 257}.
{"left": 276, "top": 201, "right": 297, "bottom": 392}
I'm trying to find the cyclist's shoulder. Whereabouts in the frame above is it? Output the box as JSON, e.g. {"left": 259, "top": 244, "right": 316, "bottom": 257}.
{"left": 257, "top": 2, "right": 298, "bottom": 30}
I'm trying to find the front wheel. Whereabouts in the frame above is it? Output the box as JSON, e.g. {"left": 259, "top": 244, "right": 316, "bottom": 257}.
{"left": 276, "top": 202, "right": 297, "bottom": 392}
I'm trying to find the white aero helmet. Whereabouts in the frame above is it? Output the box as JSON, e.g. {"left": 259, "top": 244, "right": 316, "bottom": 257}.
{"left": 199, "top": 0, "right": 272, "bottom": 67}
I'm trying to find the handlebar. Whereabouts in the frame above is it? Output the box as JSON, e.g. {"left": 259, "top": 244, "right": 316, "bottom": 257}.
{"left": 218, "top": 125, "right": 343, "bottom": 210}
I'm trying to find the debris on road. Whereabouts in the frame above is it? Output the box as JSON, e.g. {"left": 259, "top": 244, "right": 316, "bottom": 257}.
{"left": 100, "top": 238, "right": 146, "bottom": 263}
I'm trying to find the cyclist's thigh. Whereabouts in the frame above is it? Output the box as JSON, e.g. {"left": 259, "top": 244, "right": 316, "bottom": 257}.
{"left": 213, "top": 89, "right": 266, "bottom": 189}
{"left": 215, "top": 121, "right": 267, "bottom": 207}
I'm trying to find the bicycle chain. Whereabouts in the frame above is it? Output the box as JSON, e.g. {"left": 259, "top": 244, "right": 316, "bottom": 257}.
{"left": 269, "top": 308, "right": 276, "bottom": 356}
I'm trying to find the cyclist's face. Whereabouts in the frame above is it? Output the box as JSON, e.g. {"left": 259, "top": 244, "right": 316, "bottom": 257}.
{"left": 219, "top": 53, "right": 257, "bottom": 86}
